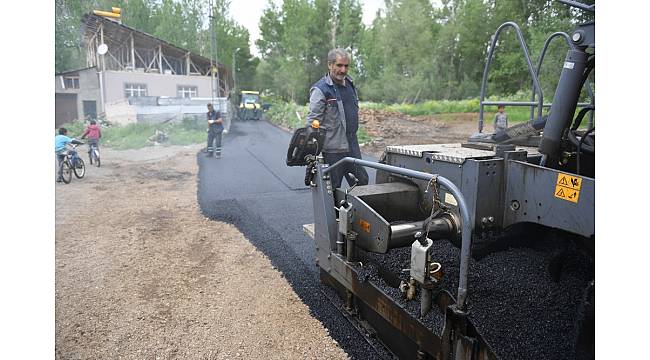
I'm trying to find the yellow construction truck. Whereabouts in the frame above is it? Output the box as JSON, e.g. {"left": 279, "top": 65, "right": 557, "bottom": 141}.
{"left": 238, "top": 90, "right": 262, "bottom": 121}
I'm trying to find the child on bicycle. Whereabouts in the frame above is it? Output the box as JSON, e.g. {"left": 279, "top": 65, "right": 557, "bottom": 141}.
{"left": 81, "top": 120, "right": 102, "bottom": 162}
{"left": 55, "top": 127, "right": 79, "bottom": 182}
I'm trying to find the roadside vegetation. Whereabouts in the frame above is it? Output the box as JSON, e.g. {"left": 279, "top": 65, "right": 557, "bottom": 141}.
{"left": 60, "top": 118, "right": 206, "bottom": 150}
{"left": 57, "top": 1, "right": 594, "bottom": 145}
{"left": 263, "top": 95, "right": 539, "bottom": 133}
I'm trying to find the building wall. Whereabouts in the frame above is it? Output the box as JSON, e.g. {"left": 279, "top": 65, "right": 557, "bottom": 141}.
{"left": 103, "top": 71, "right": 214, "bottom": 104}
{"left": 104, "top": 99, "right": 138, "bottom": 125}
{"left": 54, "top": 68, "right": 102, "bottom": 123}
{"left": 55, "top": 93, "right": 78, "bottom": 127}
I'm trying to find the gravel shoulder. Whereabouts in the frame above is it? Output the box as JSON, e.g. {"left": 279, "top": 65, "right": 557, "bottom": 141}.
{"left": 55, "top": 144, "right": 348, "bottom": 359}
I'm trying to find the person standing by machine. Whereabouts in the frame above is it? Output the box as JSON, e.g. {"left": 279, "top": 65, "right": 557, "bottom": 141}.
{"left": 206, "top": 103, "right": 224, "bottom": 157}
{"left": 493, "top": 104, "right": 508, "bottom": 134}
{"left": 306, "top": 48, "right": 369, "bottom": 189}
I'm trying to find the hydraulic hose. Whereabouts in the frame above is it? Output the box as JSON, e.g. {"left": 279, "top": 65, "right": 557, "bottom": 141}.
{"left": 576, "top": 127, "right": 595, "bottom": 175}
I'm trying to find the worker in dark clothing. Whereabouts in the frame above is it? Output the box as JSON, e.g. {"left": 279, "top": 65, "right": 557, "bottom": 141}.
{"left": 307, "top": 48, "right": 369, "bottom": 189}
{"left": 206, "top": 103, "right": 224, "bottom": 157}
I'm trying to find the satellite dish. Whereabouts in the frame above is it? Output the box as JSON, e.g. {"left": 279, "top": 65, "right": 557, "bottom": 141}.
{"left": 97, "top": 43, "right": 108, "bottom": 55}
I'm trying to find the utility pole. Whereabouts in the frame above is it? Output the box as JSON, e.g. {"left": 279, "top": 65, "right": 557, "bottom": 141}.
{"left": 232, "top": 48, "right": 240, "bottom": 94}
{"left": 208, "top": 0, "right": 223, "bottom": 103}
{"left": 208, "top": 0, "right": 221, "bottom": 100}
{"left": 209, "top": 0, "right": 215, "bottom": 103}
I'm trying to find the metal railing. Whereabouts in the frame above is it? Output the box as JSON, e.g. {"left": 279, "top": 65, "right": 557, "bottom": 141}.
{"left": 478, "top": 22, "right": 595, "bottom": 133}
{"left": 324, "top": 157, "right": 474, "bottom": 312}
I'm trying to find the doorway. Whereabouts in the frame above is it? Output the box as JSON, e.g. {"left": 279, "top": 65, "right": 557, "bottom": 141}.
{"left": 83, "top": 100, "right": 97, "bottom": 120}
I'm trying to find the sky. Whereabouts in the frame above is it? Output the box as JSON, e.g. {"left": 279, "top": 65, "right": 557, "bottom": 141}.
{"left": 229, "top": 0, "right": 387, "bottom": 55}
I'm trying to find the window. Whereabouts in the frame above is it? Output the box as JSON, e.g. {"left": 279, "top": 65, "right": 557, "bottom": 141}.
{"left": 177, "top": 85, "right": 198, "bottom": 98}
{"left": 242, "top": 93, "right": 260, "bottom": 104}
{"left": 64, "top": 76, "right": 79, "bottom": 89}
{"left": 124, "top": 83, "right": 148, "bottom": 97}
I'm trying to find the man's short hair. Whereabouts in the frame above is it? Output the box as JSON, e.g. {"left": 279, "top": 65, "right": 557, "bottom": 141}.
{"left": 327, "top": 48, "right": 349, "bottom": 64}
{"left": 59, "top": 127, "right": 67, "bottom": 135}
{"left": 207, "top": 103, "right": 213, "bottom": 108}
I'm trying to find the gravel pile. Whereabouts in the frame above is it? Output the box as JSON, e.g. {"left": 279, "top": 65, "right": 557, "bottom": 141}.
{"left": 354, "top": 227, "right": 594, "bottom": 360}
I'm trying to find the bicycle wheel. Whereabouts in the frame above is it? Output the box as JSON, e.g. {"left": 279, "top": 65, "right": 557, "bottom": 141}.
{"left": 60, "top": 161, "right": 72, "bottom": 184}
{"left": 73, "top": 157, "right": 86, "bottom": 178}
{"left": 93, "top": 149, "right": 101, "bottom": 167}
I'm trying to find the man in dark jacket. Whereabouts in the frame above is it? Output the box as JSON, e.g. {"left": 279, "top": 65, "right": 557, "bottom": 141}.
{"left": 306, "top": 48, "right": 369, "bottom": 189}
{"left": 206, "top": 103, "right": 224, "bottom": 157}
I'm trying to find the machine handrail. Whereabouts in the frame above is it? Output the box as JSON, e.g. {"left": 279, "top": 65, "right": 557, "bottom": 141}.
{"left": 323, "top": 157, "right": 474, "bottom": 312}
{"left": 478, "top": 22, "right": 543, "bottom": 133}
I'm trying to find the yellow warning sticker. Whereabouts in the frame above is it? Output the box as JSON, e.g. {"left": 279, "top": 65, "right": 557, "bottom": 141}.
{"left": 554, "top": 173, "right": 582, "bottom": 203}
{"left": 556, "top": 173, "right": 582, "bottom": 190}
{"left": 554, "top": 184, "right": 580, "bottom": 203}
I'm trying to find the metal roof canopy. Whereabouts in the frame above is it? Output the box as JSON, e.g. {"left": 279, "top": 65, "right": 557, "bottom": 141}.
{"left": 81, "top": 13, "right": 229, "bottom": 82}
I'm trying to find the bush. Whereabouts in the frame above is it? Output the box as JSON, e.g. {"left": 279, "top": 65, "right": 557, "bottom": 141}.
{"left": 264, "top": 100, "right": 308, "bottom": 129}
{"left": 58, "top": 118, "right": 207, "bottom": 150}
{"left": 361, "top": 95, "right": 541, "bottom": 123}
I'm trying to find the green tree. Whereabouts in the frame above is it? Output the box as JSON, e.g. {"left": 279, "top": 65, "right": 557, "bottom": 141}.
{"left": 358, "top": 0, "right": 438, "bottom": 103}
{"left": 55, "top": 0, "right": 115, "bottom": 73}
{"left": 334, "top": 0, "right": 363, "bottom": 51}
{"left": 205, "top": 0, "right": 259, "bottom": 93}
{"left": 255, "top": 0, "right": 335, "bottom": 103}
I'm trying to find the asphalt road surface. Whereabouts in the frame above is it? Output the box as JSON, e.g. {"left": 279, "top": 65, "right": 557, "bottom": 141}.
{"left": 197, "top": 120, "right": 386, "bottom": 359}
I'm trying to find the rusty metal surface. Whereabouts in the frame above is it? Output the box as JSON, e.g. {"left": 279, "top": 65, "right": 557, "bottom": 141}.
{"left": 325, "top": 256, "right": 443, "bottom": 356}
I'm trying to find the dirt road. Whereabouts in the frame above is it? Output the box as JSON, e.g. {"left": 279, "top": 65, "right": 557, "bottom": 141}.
{"left": 359, "top": 110, "right": 479, "bottom": 157}
{"left": 55, "top": 144, "right": 348, "bottom": 359}
{"left": 55, "top": 112, "right": 481, "bottom": 359}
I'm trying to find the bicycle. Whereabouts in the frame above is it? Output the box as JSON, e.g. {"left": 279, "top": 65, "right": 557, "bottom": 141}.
{"left": 58, "top": 141, "right": 85, "bottom": 184}
{"left": 88, "top": 141, "right": 101, "bottom": 167}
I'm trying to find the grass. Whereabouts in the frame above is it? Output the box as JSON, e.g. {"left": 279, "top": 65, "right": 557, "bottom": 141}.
{"left": 360, "top": 98, "right": 535, "bottom": 123}
{"left": 360, "top": 94, "right": 594, "bottom": 127}
{"left": 59, "top": 118, "right": 207, "bottom": 150}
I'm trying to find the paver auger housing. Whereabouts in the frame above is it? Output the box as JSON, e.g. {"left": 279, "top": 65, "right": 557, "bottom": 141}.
{"left": 300, "top": 1, "right": 594, "bottom": 358}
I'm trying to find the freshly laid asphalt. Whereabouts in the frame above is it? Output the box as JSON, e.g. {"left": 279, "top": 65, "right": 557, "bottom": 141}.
{"left": 197, "top": 119, "right": 383, "bottom": 359}
{"left": 197, "top": 119, "right": 594, "bottom": 360}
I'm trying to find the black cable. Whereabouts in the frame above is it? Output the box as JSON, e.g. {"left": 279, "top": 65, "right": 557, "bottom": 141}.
{"left": 576, "top": 127, "right": 595, "bottom": 175}
{"left": 567, "top": 56, "right": 596, "bottom": 154}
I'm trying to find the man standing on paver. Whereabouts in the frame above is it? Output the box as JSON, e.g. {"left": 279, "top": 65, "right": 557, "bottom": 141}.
{"left": 206, "top": 103, "right": 224, "bottom": 157}
{"left": 307, "top": 48, "right": 369, "bottom": 189}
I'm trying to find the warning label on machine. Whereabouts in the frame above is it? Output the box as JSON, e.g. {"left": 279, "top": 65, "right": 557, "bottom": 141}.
{"left": 555, "top": 173, "right": 582, "bottom": 203}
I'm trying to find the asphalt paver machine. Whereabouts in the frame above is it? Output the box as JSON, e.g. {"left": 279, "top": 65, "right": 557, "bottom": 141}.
{"left": 298, "top": 1, "right": 595, "bottom": 359}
